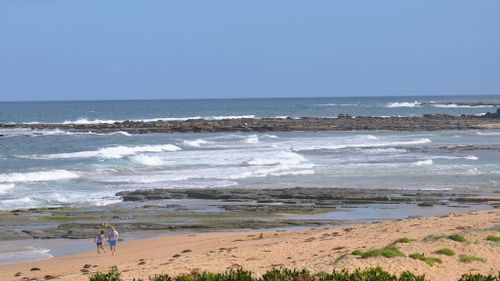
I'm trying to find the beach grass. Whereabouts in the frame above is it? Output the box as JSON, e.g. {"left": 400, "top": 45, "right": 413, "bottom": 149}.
{"left": 423, "top": 234, "right": 443, "bottom": 242}
{"left": 486, "top": 235, "right": 500, "bottom": 243}
{"left": 488, "top": 224, "right": 500, "bottom": 232}
{"left": 89, "top": 267, "right": 500, "bottom": 281}
{"left": 392, "top": 237, "right": 413, "bottom": 244}
{"left": 434, "top": 248, "right": 455, "bottom": 256}
{"left": 352, "top": 246, "right": 405, "bottom": 258}
{"left": 447, "top": 234, "right": 467, "bottom": 243}
{"left": 409, "top": 253, "right": 443, "bottom": 266}
{"left": 93, "top": 267, "right": 429, "bottom": 281}
{"left": 459, "top": 255, "right": 486, "bottom": 263}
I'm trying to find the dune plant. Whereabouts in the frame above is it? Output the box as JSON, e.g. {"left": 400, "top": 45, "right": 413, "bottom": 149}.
{"left": 422, "top": 234, "right": 443, "bottom": 242}
{"left": 352, "top": 246, "right": 405, "bottom": 258}
{"left": 434, "top": 248, "right": 455, "bottom": 256}
{"left": 392, "top": 237, "right": 413, "bottom": 244}
{"left": 89, "top": 266, "right": 121, "bottom": 281}
{"left": 458, "top": 272, "right": 500, "bottom": 281}
{"left": 448, "top": 234, "right": 467, "bottom": 243}
{"left": 486, "top": 235, "right": 500, "bottom": 243}
{"left": 88, "top": 267, "right": 500, "bottom": 281}
{"left": 459, "top": 255, "right": 486, "bottom": 263}
{"left": 148, "top": 274, "right": 173, "bottom": 281}
{"left": 408, "top": 253, "right": 442, "bottom": 266}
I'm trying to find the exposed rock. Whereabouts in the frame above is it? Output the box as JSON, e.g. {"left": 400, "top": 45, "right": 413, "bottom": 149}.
{"left": 1, "top": 113, "right": 499, "bottom": 134}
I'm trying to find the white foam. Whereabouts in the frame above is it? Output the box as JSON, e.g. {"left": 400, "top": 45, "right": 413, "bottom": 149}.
{"left": 0, "top": 247, "right": 53, "bottom": 265}
{"left": 294, "top": 138, "right": 432, "bottom": 151}
{"left": 430, "top": 155, "right": 478, "bottom": 161}
{"left": 244, "top": 135, "right": 259, "bottom": 144}
{"left": 359, "top": 135, "right": 379, "bottom": 140}
{"left": 130, "top": 155, "right": 165, "bottom": 166}
{"left": 476, "top": 131, "right": 500, "bottom": 136}
{"left": 413, "top": 159, "right": 433, "bottom": 166}
{"left": 59, "top": 115, "right": 256, "bottom": 125}
{"left": 0, "top": 170, "right": 79, "bottom": 183}
{"left": 430, "top": 104, "right": 494, "bottom": 108}
{"left": 361, "top": 148, "right": 407, "bottom": 154}
{"left": 182, "top": 139, "right": 210, "bottom": 147}
{"left": 386, "top": 101, "right": 420, "bottom": 108}
{"left": 38, "top": 144, "right": 181, "bottom": 159}
{"left": 0, "top": 183, "right": 15, "bottom": 194}
{"left": 0, "top": 128, "right": 133, "bottom": 138}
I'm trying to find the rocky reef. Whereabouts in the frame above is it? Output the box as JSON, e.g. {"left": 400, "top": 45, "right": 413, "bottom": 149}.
{"left": 1, "top": 111, "right": 500, "bottom": 134}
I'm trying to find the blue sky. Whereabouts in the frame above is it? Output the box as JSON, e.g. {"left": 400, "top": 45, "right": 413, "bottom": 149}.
{"left": 0, "top": 1, "right": 499, "bottom": 101}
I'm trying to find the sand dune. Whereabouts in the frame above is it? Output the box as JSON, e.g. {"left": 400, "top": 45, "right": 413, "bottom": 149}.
{"left": 1, "top": 210, "right": 499, "bottom": 281}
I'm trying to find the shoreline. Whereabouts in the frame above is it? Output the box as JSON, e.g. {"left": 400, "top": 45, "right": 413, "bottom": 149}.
{"left": 2, "top": 113, "right": 500, "bottom": 134}
{"left": 1, "top": 210, "right": 498, "bottom": 281}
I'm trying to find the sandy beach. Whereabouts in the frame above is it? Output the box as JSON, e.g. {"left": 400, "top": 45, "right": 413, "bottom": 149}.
{"left": 1, "top": 209, "right": 498, "bottom": 281}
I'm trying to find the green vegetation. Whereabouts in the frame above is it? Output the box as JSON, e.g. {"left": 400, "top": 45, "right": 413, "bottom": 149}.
{"left": 408, "top": 253, "right": 442, "bottom": 266}
{"left": 89, "top": 267, "right": 500, "bottom": 281}
{"left": 422, "top": 234, "right": 443, "bottom": 242}
{"left": 392, "top": 237, "right": 413, "bottom": 244}
{"left": 459, "top": 255, "right": 487, "bottom": 263}
{"left": 487, "top": 225, "right": 500, "bottom": 232}
{"left": 458, "top": 272, "right": 500, "bottom": 281}
{"left": 448, "top": 234, "right": 467, "bottom": 243}
{"left": 434, "top": 248, "right": 455, "bottom": 256}
{"left": 486, "top": 235, "right": 500, "bottom": 243}
{"left": 89, "top": 266, "right": 121, "bottom": 281}
{"left": 90, "top": 267, "right": 428, "bottom": 281}
{"left": 351, "top": 246, "right": 405, "bottom": 258}
{"left": 37, "top": 215, "right": 73, "bottom": 221}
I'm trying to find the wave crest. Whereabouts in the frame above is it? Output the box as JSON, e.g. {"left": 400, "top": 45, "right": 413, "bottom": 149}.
{"left": 0, "top": 170, "right": 79, "bottom": 183}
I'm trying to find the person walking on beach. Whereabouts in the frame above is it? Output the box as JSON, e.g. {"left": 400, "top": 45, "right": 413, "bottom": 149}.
{"left": 108, "top": 225, "right": 119, "bottom": 256}
{"left": 95, "top": 230, "right": 106, "bottom": 255}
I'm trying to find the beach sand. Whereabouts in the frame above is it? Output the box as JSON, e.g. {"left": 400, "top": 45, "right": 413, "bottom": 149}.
{"left": 1, "top": 210, "right": 499, "bottom": 281}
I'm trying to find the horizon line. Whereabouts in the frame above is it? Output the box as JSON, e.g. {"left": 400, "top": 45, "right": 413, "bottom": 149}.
{"left": 1, "top": 93, "right": 500, "bottom": 103}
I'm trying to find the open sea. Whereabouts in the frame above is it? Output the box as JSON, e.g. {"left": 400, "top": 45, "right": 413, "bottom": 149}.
{"left": 1, "top": 95, "right": 500, "bottom": 211}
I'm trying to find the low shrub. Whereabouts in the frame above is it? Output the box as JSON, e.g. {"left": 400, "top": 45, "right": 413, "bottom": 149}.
{"left": 353, "top": 246, "right": 406, "bottom": 259}
{"left": 88, "top": 266, "right": 500, "bottom": 281}
{"left": 392, "top": 237, "right": 413, "bottom": 244}
{"left": 408, "top": 253, "right": 442, "bottom": 266}
{"left": 448, "top": 234, "right": 467, "bottom": 243}
{"left": 458, "top": 272, "right": 500, "bottom": 281}
{"left": 149, "top": 274, "right": 173, "bottom": 281}
{"left": 89, "top": 266, "right": 121, "bottom": 281}
{"left": 459, "top": 255, "right": 486, "bottom": 263}
{"left": 486, "top": 235, "right": 500, "bottom": 243}
{"left": 434, "top": 248, "right": 455, "bottom": 256}
{"left": 422, "top": 234, "right": 443, "bottom": 242}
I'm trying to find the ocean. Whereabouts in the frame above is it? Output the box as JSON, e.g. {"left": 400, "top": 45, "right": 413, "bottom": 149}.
{"left": 1, "top": 96, "right": 500, "bottom": 211}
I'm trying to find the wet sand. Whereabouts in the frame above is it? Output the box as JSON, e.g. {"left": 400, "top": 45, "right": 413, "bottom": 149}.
{"left": 1, "top": 209, "right": 499, "bottom": 281}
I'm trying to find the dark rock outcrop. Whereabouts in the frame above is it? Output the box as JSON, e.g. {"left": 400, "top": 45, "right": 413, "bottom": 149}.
{"left": 1, "top": 113, "right": 499, "bottom": 134}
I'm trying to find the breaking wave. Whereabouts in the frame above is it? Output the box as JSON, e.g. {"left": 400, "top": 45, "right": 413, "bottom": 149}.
{"left": 0, "top": 170, "right": 79, "bottom": 183}
{"left": 182, "top": 139, "right": 210, "bottom": 147}
{"left": 476, "top": 131, "right": 500, "bottom": 136}
{"left": 386, "top": 101, "right": 420, "bottom": 108}
{"left": 58, "top": 115, "right": 256, "bottom": 125}
{"left": 0, "top": 183, "right": 15, "bottom": 194}
{"left": 130, "top": 155, "right": 165, "bottom": 166}
{"left": 36, "top": 144, "right": 181, "bottom": 159}
{"left": 430, "top": 103, "right": 495, "bottom": 108}
{"left": 412, "top": 159, "right": 434, "bottom": 166}
{"left": 294, "top": 138, "right": 432, "bottom": 151}
{"left": 244, "top": 135, "right": 259, "bottom": 144}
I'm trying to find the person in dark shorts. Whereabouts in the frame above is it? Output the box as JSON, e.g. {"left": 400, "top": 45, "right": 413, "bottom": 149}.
{"left": 95, "top": 230, "right": 106, "bottom": 255}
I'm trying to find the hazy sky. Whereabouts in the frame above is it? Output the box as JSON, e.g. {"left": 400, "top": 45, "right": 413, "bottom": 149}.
{"left": 1, "top": 1, "right": 499, "bottom": 101}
